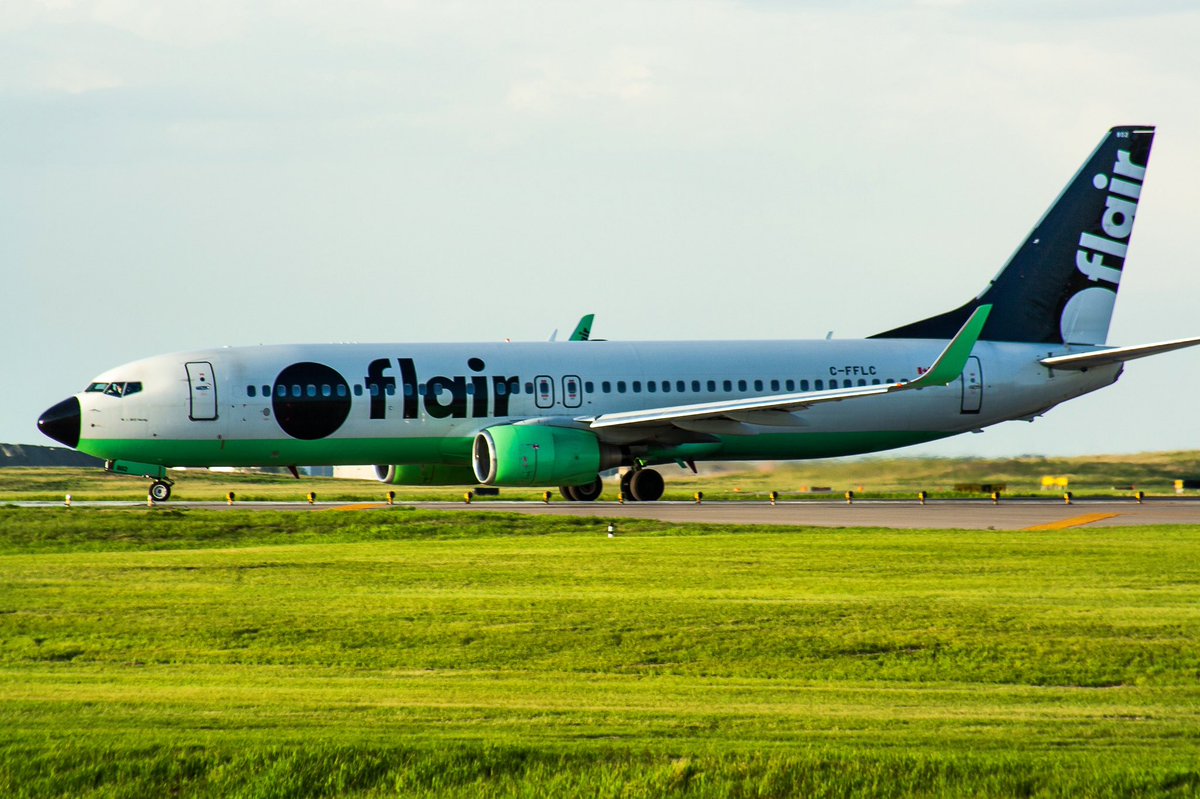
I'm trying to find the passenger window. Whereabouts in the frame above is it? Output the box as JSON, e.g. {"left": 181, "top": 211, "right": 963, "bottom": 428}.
{"left": 369, "top": 384, "right": 379, "bottom": 397}
{"left": 617, "top": 381, "right": 627, "bottom": 393}
{"left": 466, "top": 384, "right": 475, "bottom": 395}
{"left": 602, "top": 381, "right": 612, "bottom": 393}
{"left": 277, "top": 385, "right": 287, "bottom": 398}
{"left": 814, "top": 379, "right": 823, "bottom": 390}
{"left": 707, "top": 380, "right": 716, "bottom": 392}
{"left": 770, "top": 379, "right": 780, "bottom": 392}
{"left": 872, "top": 379, "right": 881, "bottom": 385}
{"left": 321, "top": 384, "right": 331, "bottom": 397}
{"left": 354, "top": 384, "right": 363, "bottom": 396}
{"left": 632, "top": 381, "right": 642, "bottom": 393}
{"left": 585, "top": 381, "right": 594, "bottom": 393}
{"left": 247, "top": 385, "right": 257, "bottom": 397}
{"left": 754, "top": 380, "right": 763, "bottom": 391}
{"left": 660, "top": 381, "right": 669, "bottom": 393}
{"left": 337, "top": 384, "right": 347, "bottom": 397}
{"left": 647, "top": 381, "right": 656, "bottom": 393}
{"left": 292, "top": 385, "right": 302, "bottom": 398}
{"left": 262, "top": 385, "right": 269, "bottom": 397}
{"left": 306, "top": 385, "right": 317, "bottom": 398}
{"left": 496, "top": 382, "right": 507, "bottom": 396}
{"left": 418, "top": 385, "right": 427, "bottom": 396}
{"left": 525, "top": 382, "right": 533, "bottom": 394}
{"left": 691, "top": 380, "right": 699, "bottom": 392}
{"left": 723, "top": 380, "right": 732, "bottom": 392}
{"left": 785, "top": 379, "right": 794, "bottom": 391}
{"left": 738, "top": 380, "right": 747, "bottom": 392}
{"left": 800, "top": 380, "right": 809, "bottom": 391}
{"left": 386, "top": 384, "right": 396, "bottom": 396}
{"left": 404, "top": 384, "right": 414, "bottom": 396}
{"left": 858, "top": 379, "right": 866, "bottom": 386}
{"left": 829, "top": 379, "right": 838, "bottom": 389}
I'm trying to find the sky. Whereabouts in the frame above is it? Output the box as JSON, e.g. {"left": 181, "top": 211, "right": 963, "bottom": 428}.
{"left": 4, "top": 0, "right": 1200, "bottom": 458}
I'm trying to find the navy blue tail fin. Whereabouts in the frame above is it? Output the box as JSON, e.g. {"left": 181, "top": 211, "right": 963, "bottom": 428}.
{"left": 872, "top": 126, "right": 1155, "bottom": 345}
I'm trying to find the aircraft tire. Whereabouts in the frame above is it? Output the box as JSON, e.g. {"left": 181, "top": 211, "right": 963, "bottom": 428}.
{"left": 149, "top": 481, "right": 171, "bottom": 502}
{"left": 568, "top": 476, "right": 603, "bottom": 502}
{"left": 559, "top": 485, "right": 580, "bottom": 501}
{"left": 629, "top": 468, "right": 664, "bottom": 502}
{"left": 619, "top": 470, "right": 638, "bottom": 502}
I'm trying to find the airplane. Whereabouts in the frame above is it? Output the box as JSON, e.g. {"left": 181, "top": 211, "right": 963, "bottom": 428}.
{"left": 37, "top": 125, "right": 1200, "bottom": 503}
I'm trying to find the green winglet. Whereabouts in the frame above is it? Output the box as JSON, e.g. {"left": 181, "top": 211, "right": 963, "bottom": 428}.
{"left": 568, "top": 314, "right": 595, "bottom": 342}
{"left": 915, "top": 304, "right": 992, "bottom": 386}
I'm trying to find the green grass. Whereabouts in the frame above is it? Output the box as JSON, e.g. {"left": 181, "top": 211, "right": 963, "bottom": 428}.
{"left": 2, "top": 508, "right": 1199, "bottom": 796}
{"left": 5, "top": 450, "right": 1200, "bottom": 503}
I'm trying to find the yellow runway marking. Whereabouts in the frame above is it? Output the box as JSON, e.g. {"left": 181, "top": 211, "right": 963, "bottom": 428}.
{"left": 1024, "top": 513, "right": 1119, "bottom": 531}
{"left": 323, "top": 503, "right": 390, "bottom": 512}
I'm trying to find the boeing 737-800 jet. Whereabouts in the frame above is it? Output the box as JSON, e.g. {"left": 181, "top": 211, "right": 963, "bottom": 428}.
{"left": 37, "top": 126, "right": 1200, "bottom": 502}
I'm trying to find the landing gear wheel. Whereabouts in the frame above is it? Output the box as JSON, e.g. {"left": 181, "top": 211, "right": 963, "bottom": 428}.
{"left": 629, "top": 468, "right": 664, "bottom": 502}
{"left": 559, "top": 485, "right": 580, "bottom": 501}
{"left": 149, "top": 481, "right": 172, "bottom": 502}
{"left": 620, "top": 470, "right": 637, "bottom": 501}
{"left": 568, "top": 476, "right": 603, "bottom": 502}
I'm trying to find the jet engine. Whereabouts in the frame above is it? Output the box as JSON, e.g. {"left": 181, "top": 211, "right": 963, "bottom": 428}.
{"left": 374, "top": 464, "right": 479, "bottom": 485}
{"left": 471, "top": 425, "right": 619, "bottom": 486}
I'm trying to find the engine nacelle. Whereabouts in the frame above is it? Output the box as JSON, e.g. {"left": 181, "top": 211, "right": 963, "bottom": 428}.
{"left": 374, "top": 464, "right": 479, "bottom": 486}
{"left": 472, "top": 425, "right": 616, "bottom": 486}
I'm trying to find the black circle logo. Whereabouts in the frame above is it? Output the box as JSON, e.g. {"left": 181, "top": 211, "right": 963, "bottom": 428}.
{"left": 271, "top": 362, "right": 352, "bottom": 440}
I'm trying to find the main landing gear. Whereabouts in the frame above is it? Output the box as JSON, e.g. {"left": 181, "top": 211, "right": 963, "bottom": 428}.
{"left": 559, "top": 476, "right": 604, "bottom": 502}
{"left": 620, "top": 468, "right": 664, "bottom": 502}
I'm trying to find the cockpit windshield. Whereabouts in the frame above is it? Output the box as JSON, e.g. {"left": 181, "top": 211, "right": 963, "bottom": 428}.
{"left": 85, "top": 381, "right": 142, "bottom": 397}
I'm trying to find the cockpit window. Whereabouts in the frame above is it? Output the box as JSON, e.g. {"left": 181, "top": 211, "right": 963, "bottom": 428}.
{"left": 89, "top": 381, "right": 142, "bottom": 398}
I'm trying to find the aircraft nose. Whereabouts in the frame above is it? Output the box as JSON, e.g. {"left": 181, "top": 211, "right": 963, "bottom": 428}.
{"left": 38, "top": 397, "right": 81, "bottom": 449}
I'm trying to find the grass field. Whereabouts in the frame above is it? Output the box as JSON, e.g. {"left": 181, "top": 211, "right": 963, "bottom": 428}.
{"left": 2, "top": 507, "right": 1199, "bottom": 797}
{"left": 4, "top": 449, "right": 1200, "bottom": 503}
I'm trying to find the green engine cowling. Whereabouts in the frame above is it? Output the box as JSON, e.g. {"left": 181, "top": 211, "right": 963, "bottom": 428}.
{"left": 374, "top": 464, "right": 478, "bottom": 485}
{"left": 472, "top": 425, "right": 614, "bottom": 487}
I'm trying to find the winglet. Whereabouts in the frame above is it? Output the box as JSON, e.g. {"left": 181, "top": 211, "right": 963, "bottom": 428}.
{"left": 569, "top": 314, "right": 595, "bottom": 342}
{"left": 909, "top": 304, "right": 991, "bottom": 387}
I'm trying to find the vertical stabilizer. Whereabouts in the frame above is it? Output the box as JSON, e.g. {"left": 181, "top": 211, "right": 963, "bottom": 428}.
{"left": 873, "top": 126, "right": 1155, "bottom": 345}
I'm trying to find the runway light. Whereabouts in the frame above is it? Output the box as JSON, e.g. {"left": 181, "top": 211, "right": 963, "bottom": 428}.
{"left": 464, "top": 490, "right": 473, "bottom": 504}
{"left": 607, "top": 523, "right": 615, "bottom": 538}
{"left": 617, "top": 491, "right": 625, "bottom": 505}
{"left": 1064, "top": 491, "right": 1073, "bottom": 505}
{"left": 307, "top": 491, "right": 316, "bottom": 505}
{"left": 918, "top": 490, "right": 926, "bottom": 505}
{"left": 694, "top": 491, "right": 703, "bottom": 505}
{"left": 1135, "top": 490, "right": 1144, "bottom": 504}
{"left": 845, "top": 490, "right": 854, "bottom": 505}
{"left": 64, "top": 494, "right": 71, "bottom": 508}
{"left": 387, "top": 490, "right": 395, "bottom": 506}
{"left": 543, "top": 490, "right": 551, "bottom": 504}
{"left": 227, "top": 491, "right": 235, "bottom": 506}
{"left": 991, "top": 490, "right": 1001, "bottom": 505}
{"left": 770, "top": 491, "right": 778, "bottom": 506}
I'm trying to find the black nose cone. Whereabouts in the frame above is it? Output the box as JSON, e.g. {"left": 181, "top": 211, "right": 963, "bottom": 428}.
{"left": 38, "top": 397, "right": 81, "bottom": 449}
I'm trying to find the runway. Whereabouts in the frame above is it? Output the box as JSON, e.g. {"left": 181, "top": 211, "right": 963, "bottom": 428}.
{"left": 19, "top": 498, "right": 1200, "bottom": 530}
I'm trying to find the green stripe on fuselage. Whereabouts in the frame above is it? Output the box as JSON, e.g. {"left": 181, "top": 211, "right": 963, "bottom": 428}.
{"left": 79, "top": 430, "right": 950, "bottom": 469}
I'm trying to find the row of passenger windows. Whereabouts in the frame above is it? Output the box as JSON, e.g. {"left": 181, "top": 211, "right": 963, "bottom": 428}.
{"left": 246, "top": 376, "right": 897, "bottom": 400}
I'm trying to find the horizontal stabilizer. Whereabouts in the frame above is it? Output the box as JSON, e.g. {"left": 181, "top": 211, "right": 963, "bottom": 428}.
{"left": 1039, "top": 336, "right": 1200, "bottom": 370}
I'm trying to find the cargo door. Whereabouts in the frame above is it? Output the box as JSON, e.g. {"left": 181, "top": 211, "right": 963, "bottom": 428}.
{"left": 185, "top": 361, "right": 219, "bottom": 421}
{"left": 960, "top": 356, "right": 982, "bottom": 414}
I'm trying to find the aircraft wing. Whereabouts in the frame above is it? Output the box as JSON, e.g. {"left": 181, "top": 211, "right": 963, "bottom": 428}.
{"left": 1039, "top": 336, "right": 1200, "bottom": 370}
{"left": 588, "top": 305, "right": 991, "bottom": 431}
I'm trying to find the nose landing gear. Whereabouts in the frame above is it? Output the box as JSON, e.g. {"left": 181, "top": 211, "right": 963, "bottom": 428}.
{"left": 148, "top": 481, "right": 173, "bottom": 502}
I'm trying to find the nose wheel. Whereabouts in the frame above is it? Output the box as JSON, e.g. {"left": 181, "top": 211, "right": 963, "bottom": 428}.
{"left": 148, "top": 481, "right": 172, "bottom": 502}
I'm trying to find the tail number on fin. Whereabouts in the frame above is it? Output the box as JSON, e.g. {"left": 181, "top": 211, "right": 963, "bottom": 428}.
{"left": 1076, "top": 149, "right": 1146, "bottom": 285}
